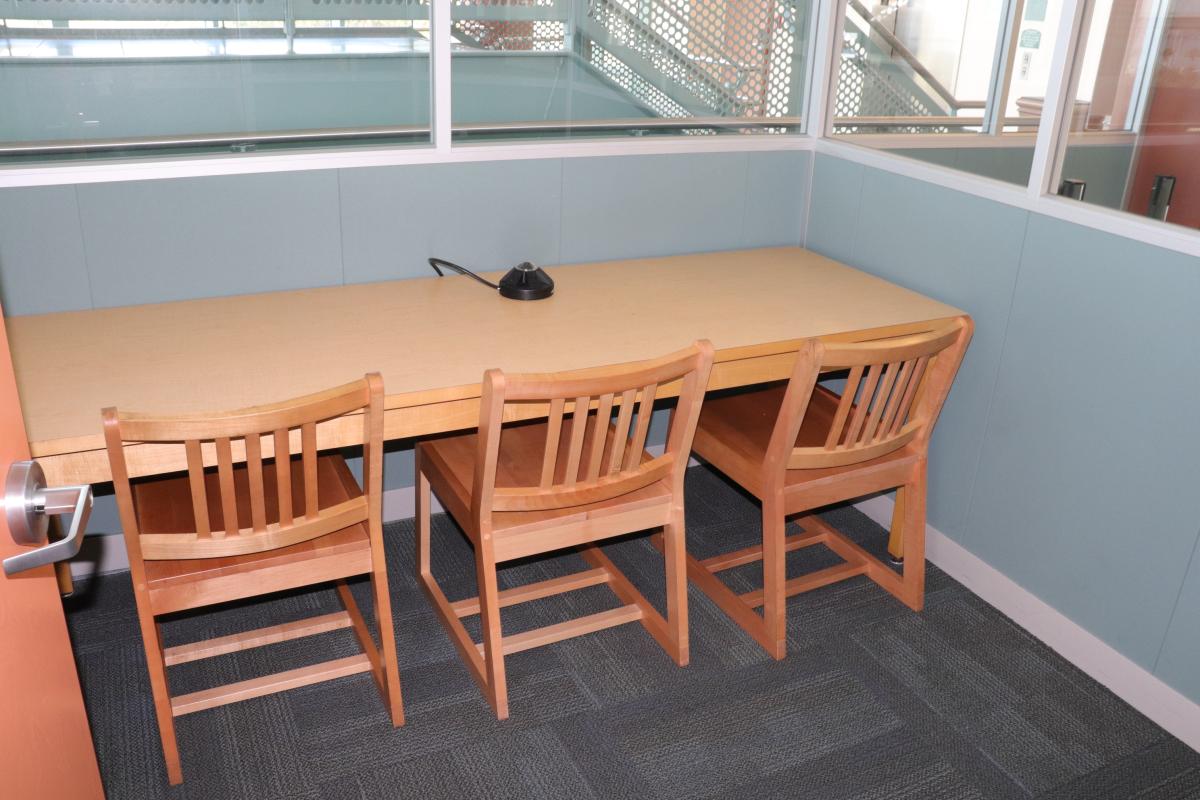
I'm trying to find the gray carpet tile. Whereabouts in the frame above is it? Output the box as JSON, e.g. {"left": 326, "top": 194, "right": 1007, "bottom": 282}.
{"left": 64, "top": 464, "right": 1200, "bottom": 800}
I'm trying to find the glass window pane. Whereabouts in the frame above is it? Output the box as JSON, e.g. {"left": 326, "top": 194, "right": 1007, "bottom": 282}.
{"left": 0, "top": 0, "right": 432, "bottom": 162}
{"left": 449, "top": 0, "right": 812, "bottom": 140}
{"left": 1056, "top": 0, "right": 1200, "bottom": 231}
{"left": 830, "top": 0, "right": 1059, "bottom": 185}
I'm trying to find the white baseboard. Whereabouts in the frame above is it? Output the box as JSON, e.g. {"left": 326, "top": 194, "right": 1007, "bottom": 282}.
{"left": 855, "top": 494, "right": 1200, "bottom": 754}
{"left": 71, "top": 467, "right": 1200, "bottom": 753}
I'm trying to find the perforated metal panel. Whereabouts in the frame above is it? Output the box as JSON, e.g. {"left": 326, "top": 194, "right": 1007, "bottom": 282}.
{"left": 588, "top": 45, "right": 692, "bottom": 118}
{"left": 451, "top": 19, "right": 565, "bottom": 50}
{"left": 451, "top": 0, "right": 566, "bottom": 50}
{"left": 583, "top": 0, "right": 804, "bottom": 120}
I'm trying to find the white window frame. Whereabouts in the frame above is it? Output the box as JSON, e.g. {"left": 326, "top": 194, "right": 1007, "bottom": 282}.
{"left": 1, "top": 0, "right": 1198, "bottom": 261}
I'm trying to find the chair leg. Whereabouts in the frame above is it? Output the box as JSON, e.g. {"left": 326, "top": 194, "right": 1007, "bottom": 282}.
{"left": 899, "top": 462, "right": 928, "bottom": 611}
{"left": 662, "top": 510, "right": 689, "bottom": 666}
{"left": 415, "top": 452, "right": 431, "bottom": 582}
{"left": 475, "top": 537, "right": 509, "bottom": 720}
{"left": 138, "top": 616, "right": 182, "bottom": 785}
{"left": 887, "top": 486, "right": 906, "bottom": 562}
{"left": 369, "top": 559, "right": 405, "bottom": 727}
{"left": 760, "top": 498, "right": 788, "bottom": 660}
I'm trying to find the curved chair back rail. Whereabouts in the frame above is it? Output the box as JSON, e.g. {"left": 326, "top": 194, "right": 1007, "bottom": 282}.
{"left": 768, "top": 318, "right": 973, "bottom": 473}
{"left": 475, "top": 341, "right": 715, "bottom": 518}
{"left": 103, "top": 375, "right": 381, "bottom": 560}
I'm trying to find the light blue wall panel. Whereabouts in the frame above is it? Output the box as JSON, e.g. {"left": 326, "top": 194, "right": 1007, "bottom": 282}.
{"left": 339, "top": 163, "right": 451, "bottom": 284}
{"left": 426, "top": 160, "right": 563, "bottom": 270}
{"left": 804, "top": 154, "right": 863, "bottom": 263}
{"left": 339, "top": 159, "right": 563, "bottom": 283}
{"left": 743, "top": 151, "right": 808, "bottom": 248}
{"left": 849, "top": 167, "right": 1027, "bottom": 537}
{"left": 965, "top": 213, "right": 1200, "bottom": 669}
{"left": 559, "top": 152, "right": 751, "bottom": 262}
{"left": 0, "top": 185, "right": 92, "bottom": 315}
{"left": 77, "top": 171, "right": 344, "bottom": 307}
{"left": 1156, "top": 538, "right": 1200, "bottom": 698}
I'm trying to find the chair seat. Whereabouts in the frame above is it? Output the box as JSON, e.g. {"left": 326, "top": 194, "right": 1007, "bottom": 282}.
{"left": 693, "top": 383, "right": 918, "bottom": 500}
{"left": 418, "top": 417, "right": 671, "bottom": 540}
{"left": 136, "top": 454, "right": 371, "bottom": 613}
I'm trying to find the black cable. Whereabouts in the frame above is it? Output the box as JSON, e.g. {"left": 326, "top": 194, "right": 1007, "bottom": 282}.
{"left": 427, "top": 257, "right": 499, "bottom": 290}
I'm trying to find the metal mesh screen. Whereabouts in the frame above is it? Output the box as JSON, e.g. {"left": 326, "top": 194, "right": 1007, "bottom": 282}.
{"left": 588, "top": 45, "right": 692, "bottom": 118}
{"left": 451, "top": 19, "right": 565, "bottom": 50}
{"left": 451, "top": 0, "right": 565, "bottom": 52}
{"left": 584, "top": 0, "right": 803, "bottom": 120}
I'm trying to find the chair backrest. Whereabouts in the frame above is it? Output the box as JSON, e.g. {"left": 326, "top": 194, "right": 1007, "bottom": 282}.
{"left": 473, "top": 341, "right": 714, "bottom": 522}
{"left": 766, "top": 317, "right": 972, "bottom": 473}
{"left": 103, "top": 374, "right": 384, "bottom": 561}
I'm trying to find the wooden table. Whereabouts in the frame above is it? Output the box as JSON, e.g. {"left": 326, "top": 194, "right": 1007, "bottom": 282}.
{"left": 6, "top": 247, "right": 964, "bottom": 486}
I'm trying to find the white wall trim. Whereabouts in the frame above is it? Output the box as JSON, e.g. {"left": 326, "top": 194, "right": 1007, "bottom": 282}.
{"left": 828, "top": 130, "right": 1136, "bottom": 151}
{"left": 0, "top": 134, "right": 812, "bottom": 189}
{"left": 855, "top": 494, "right": 1200, "bottom": 754}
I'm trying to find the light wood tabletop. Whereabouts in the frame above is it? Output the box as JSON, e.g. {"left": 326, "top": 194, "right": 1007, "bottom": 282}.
{"left": 6, "top": 247, "right": 964, "bottom": 485}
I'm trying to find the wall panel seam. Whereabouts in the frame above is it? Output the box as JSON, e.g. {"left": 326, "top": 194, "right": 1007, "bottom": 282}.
{"left": 335, "top": 170, "right": 347, "bottom": 286}
{"left": 70, "top": 184, "right": 97, "bottom": 310}
{"left": 956, "top": 207, "right": 1033, "bottom": 545}
{"left": 739, "top": 152, "right": 753, "bottom": 246}
{"left": 847, "top": 159, "right": 868, "bottom": 264}
{"left": 1152, "top": 524, "right": 1200, "bottom": 672}
{"left": 556, "top": 158, "right": 566, "bottom": 265}
{"left": 799, "top": 150, "right": 817, "bottom": 248}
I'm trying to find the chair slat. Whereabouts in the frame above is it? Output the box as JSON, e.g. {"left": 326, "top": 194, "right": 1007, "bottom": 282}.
{"left": 824, "top": 366, "right": 863, "bottom": 450}
{"left": 891, "top": 356, "right": 929, "bottom": 435}
{"left": 301, "top": 422, "right": 318, "bottom": 518}
{"left": 585, "top": 393, "right": 614, "bottom": 482}
{"left": 540, "top": 398, "right": 565, "bottom": 489}
{"left": 861, "top": 361, "right": 900, "bottom": 443}
{"left": 608, "top": 388, "right": 637, "bottom": 475}
{"left": 214, "top": 437, "right": 239, "bottom": 537}
{"left": 625, "top": 383, "right": 658, "bottom": 471}
{"left": 843, "top": 363, "right": 881, "bottom": 447}
{"left": 245, "top": 433, "right": 267, "bottom": 533}
{"left": 184, "top": 439, "right": 211, "bottom": 538}
{"left": 563, "top": 396, "right": 589, "bottom": 487}
{"left": 274, "top": 428, "right": 293, "bottom": 527}
{"left": 876, "top": 359, "right": 915, "bottom": 440}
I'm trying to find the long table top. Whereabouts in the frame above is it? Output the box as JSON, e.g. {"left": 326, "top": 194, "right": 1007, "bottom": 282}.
{"left": 7, "top": 247, "right": 964, "bottom": 485}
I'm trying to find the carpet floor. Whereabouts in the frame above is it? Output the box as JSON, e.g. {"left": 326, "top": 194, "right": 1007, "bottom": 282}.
{"left": 65, "top": 465, "right": 1200, "bottom": 799}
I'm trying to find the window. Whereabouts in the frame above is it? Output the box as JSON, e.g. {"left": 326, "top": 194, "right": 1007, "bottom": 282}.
{"left": 1053, "top": 0, "right": 1200, "bottom": 231}
{"left": 0, "top": 0, "right": 814, "bottom": 161}
{"left": 0, "top": 0, "right": 433, "bottom": 161}
{"left": 449, "top": 0, "right": 812, "bottom": 140}
{"left": 829, "top": 0, "right": 1061, "bottom": 185}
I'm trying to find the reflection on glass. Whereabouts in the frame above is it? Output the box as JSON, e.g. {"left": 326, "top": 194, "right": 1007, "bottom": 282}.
{"left": 1057, "top": 0, "right": 1200, "bottom": 231}
{"left": 449, "top": 0, "right": 811, "bottom": 139}
{"left": 0, "top": 1, "right": 433, "bottom": 161}
{"left": 830, "top": 0, "right": 1060, "bottom": 186}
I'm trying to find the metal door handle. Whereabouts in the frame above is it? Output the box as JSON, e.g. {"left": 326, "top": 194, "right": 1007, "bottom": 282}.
{"left": 3, "top": 461, "right": 92, "bottom": 576}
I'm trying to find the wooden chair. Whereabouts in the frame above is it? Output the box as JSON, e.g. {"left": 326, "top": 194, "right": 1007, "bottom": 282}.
{"left": 416, "top": 342, "right": 714, "bottom": 719}
{"left": 685, "top": 317, "right": 972, "bottom": 659}
{"left": 102, "top": 374, "right": 403, "bottom": 785}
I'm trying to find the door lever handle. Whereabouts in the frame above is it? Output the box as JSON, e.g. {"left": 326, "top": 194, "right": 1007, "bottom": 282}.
{"left": 3, "top": 461, "right": 93, "bottom": 576}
